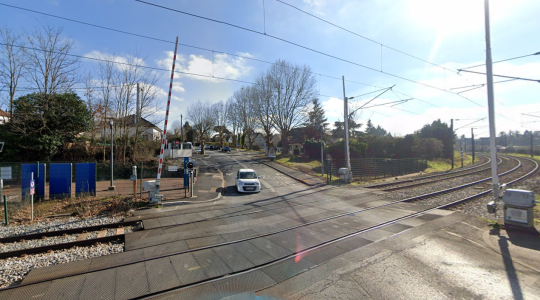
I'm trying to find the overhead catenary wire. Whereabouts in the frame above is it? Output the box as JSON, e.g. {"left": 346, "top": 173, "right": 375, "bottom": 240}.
{"left": 457, "top": 69, "right": 540, "bottom": 83}
{"left": 459, "top": 51, "right": 540, "bottom": 70}
{"left": 133, "top": 0, "right": 484, "bottom": 108}
{"left": 0, "top": 2, "right": 439, "bottom": 106}
{"left": 454, "top": 118, "right": 487, "bottom": 131}
{"left": 274, "top": 0, "right": 458, "bottom": 75}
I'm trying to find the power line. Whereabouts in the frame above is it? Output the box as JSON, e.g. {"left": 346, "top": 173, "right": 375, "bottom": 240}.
{"left": 274, "top": 0, "right": 459, "bottom": 75}
{"left": 457, "top": 69, "right": 540, "bottom": 83}
{"left": 0, "top": 42, "right": 257, "bottom": 86}
{"left": 0, "top": 2, "right": 441, "bottom": 107}
{"left": 134, "top": 0, "right": 484, "bottom": 107}
{"left": 459, "top": 51, "right": 540, "bottom": 70}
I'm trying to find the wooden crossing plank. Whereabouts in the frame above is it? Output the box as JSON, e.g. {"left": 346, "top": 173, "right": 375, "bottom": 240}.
{"left": 76, "top": 233, "right": 89, "bottom": 241}
{"left": 116, "top": 227, "right": 125, "bottom": 235}
{"left": 97, "top": 230, "right": 108, "bottom": 238}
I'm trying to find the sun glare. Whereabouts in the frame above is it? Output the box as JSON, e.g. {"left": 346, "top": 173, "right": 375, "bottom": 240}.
{"left": 407, "top": 0, "right": 484, "bottom": 34}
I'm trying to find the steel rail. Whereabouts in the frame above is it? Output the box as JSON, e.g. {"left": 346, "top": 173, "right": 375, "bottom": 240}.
{"left": 439, "top": 156, "right": 538, "bottom": 209}
{"left": 400, "top": 156, "right": 522, "bottom": 202}
{"left": 365, "top": 155, "right": 491, "bottom": 189}
{"left": 0, "top": 220, "right": 141, "bottom": 244}
{"left": 2, "top": 156, "right": 532, "bottom": 293}
{"left": 381, "top": 157, "right": 501, "bottom": 191}
{"left": 0, "top": 235, "right": 125, "bottom": 260}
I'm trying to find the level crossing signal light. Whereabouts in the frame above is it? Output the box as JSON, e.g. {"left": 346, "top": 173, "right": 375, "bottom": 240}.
{"left": 187, "top": 161, "right": 195, "bottom": 170}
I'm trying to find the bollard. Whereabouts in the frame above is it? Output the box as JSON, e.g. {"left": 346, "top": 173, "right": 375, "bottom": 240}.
{"left": 3, "top": 195, "right": 7, "bottom": 225}
{"left": 132, "top": 166, "right": 137, "bottom": 197}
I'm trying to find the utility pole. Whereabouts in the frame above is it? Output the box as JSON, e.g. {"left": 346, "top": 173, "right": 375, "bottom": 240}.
{"left": 484, "top": 0, "right": 500, "bottom": 202}
{"left": 450, "top": 119, "right": 454, "bottom": 169}
{"left": 136, "top": 82, "right": 140, "bottom": 129}
{"left": 471, "top": 128, "right": 475, "bottom": 163}
{"left": 531, "top": 131, "right": 534, "bottom": 158}
{"left": 320, "top": 124, "right": 324, "bottom": 176}
{"left": 109, "top": 119, "right": 115, "bottom": 190}
{"left": 342, "top": 76, "right": 352, "bottom": 182}
{"left": 181, "top": 114, "right": 183, "bottom": 142}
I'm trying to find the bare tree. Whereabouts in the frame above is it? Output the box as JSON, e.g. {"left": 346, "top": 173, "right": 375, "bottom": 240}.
{"left": 253, "top": 73, "right": 275, "bottom": 153}
{"left": 0, "top": 26, "right": 26, "bottom": 117}
{"left": 171, "top": 119, "right": 183, "bottom": 137}
{"left": 187, "top": 100, "right": 215, "bottom": 154}
{"left": 226, "top": 96, "right": 240, "bottom": 148}
{"left": 234, "top": 86, "right": 258, "bottom": 149}
{"left": 266, "top": 60, "right": 317, "bottom": 154}
{"left": 25, "top": 24, "right": 80, "bottom": 95}
{"left": 83, "top": 71, "right": 100, "bottom": 158}
{"left": 213, "top": 100, "right": 229, "bottom": 147}
{"left": 95, "top": 56, "right": 115, "bottom": 161}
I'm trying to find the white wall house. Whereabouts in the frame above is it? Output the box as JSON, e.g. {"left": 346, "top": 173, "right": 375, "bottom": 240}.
{"left": 85, "top": 115, "right": 162, "bottom": 141}
{"left": 0, "top": 109, "right": 9, "bottom": 124}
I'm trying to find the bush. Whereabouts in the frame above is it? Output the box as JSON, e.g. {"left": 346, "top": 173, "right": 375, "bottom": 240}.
{"left": 252, "top": 145, "right": 261, "bottom": 151}
{"left": 293, "top": 148, "right": 300, "bottom": 155}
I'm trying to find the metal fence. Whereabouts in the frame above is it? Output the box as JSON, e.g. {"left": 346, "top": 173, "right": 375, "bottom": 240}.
{"left": 0, "top": 160, "right": 189, "bottom": 204}
{"left": 327, "top": 158, "right": 428, "bottom": 181}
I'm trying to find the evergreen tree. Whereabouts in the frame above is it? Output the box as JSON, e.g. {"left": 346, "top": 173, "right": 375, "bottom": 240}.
{"left": 304, "top": 98, "right": 328, "bottom": 140}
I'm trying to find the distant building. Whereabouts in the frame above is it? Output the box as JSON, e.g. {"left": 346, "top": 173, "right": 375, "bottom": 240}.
{"left": 84, "top": 114, "right": 162, "bottom": 141}
{"left": 0, "top": 109, "right": 10, "bottom": 124}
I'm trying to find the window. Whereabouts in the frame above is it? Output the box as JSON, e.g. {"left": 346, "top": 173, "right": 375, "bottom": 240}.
{"left": 239, "top": 172, "right": 257, "bottom": 179}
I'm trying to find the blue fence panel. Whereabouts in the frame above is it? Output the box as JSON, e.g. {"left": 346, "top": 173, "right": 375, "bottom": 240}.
{"left": 75, "top": 163, "right": 96, "bottom": 197}
{"left": 49, "top": 163, "right": 72, "bottom": 199}
{"left": 21, "top": 163, "right": 46, "bottom": 200}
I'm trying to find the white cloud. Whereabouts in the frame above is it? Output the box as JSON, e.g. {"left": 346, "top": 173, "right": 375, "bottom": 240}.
{"left": 172, "top": 82, "right": 185, "bottom": 93}
{"left": 156, "top": 51, "right": 252, "bottom": 82}
{"left": 85, "top": 51, "right": 146, "bottom": 69}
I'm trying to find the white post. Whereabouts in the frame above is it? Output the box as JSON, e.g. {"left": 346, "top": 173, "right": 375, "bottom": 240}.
{"left": 30, "top": 172, "right": 34, "bottom": 221}
{"left": 484, "top": 0, "right": 500, "bottom": 202}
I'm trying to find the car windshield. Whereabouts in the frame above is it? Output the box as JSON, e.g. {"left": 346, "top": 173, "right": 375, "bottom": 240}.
{"left": 239, "top": 172, "right": 257, "bottom": 179}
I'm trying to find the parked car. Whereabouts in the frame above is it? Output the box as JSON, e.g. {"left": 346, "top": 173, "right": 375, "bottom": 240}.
{"left": 222, "top": 146, "right": 231, "bottom": 152}
{"left": 235, "top": 169, "right": 261, "bottom": 193}
{"left": 194, "top": 147, "right": 201, "bottom": 153}
{"left": 214, "top": 146, "right": 221, "bottom": 151}
{"left": 204, "top": 145, "right": 211, "bottom": 150}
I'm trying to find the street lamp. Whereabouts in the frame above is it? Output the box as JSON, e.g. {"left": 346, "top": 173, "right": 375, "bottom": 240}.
{"left": 108, "top": 119, "right": 115, "bottom": 191}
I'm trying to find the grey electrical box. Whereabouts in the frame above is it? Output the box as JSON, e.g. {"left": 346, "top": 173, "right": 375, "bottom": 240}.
{"left": 502, "top": 189, "right": 535, "bottom": 229}
{"left": 502, "top": 189, "right": 535, "bottom": 207}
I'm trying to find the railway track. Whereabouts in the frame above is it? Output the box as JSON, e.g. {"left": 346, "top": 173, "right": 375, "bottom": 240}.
{"left": 377, "top": 157, "right": 501, "bottom": 191}
{"left": 0, "top": 221, "right": 141, "bottom": 260}
{"left": 364, "top": 155, "right": 490, "bottom": 189}
{"left": 1, "top": 155, "right": 536, "bottom": 298}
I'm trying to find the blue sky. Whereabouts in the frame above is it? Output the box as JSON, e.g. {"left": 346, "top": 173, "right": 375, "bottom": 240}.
{"left": 1, "top": 0, "right": 539, "bottom": 138}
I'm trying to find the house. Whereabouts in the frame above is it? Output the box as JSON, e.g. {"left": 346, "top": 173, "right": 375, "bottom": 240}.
{"left": 0, "top": 109, "right": 9, "bottom": 124}
{"left": 250, "top": 133, "right": 282, "bottom": 149}
{"left": 85, "top": 114, "right": 162, "bottom": 141}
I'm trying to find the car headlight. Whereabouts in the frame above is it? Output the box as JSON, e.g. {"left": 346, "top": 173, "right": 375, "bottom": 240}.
{"left": 238, "top": 181, "right": 243, "bottom": 186}
{"left": 254, "top": 182, "right": 259, "bottom": 186}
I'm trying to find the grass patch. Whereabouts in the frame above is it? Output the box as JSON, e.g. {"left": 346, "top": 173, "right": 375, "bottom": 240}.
{"left": 5, "top": 195, "right": 148, "bottom": 225}
{"left": 424, "top": 152, "right": 475, "bottom": 173}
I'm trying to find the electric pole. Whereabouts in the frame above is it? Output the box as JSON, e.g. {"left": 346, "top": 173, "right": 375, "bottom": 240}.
{"left": 471, "top": 128, "right": 475, "bottom": 163}
{"left": 181, "top": 114, "right": 183, "bottom": 142}
{"left": 342, "top": 76, "right": 352, "bottom": 182}
{"left": 451, "top": 119, "right": 454, "bottom": 169}
{"left": 484, "top": 0, "right": 500, "bottom": 202}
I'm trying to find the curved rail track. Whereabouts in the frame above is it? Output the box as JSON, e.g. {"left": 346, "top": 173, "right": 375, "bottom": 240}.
{"left": 0, "top": 155, "right": 536, "bottom": 299}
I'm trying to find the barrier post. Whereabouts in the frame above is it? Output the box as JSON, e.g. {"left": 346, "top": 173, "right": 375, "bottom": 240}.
{"left": 3, "top": 195, "right": 7, "bottom": 225}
